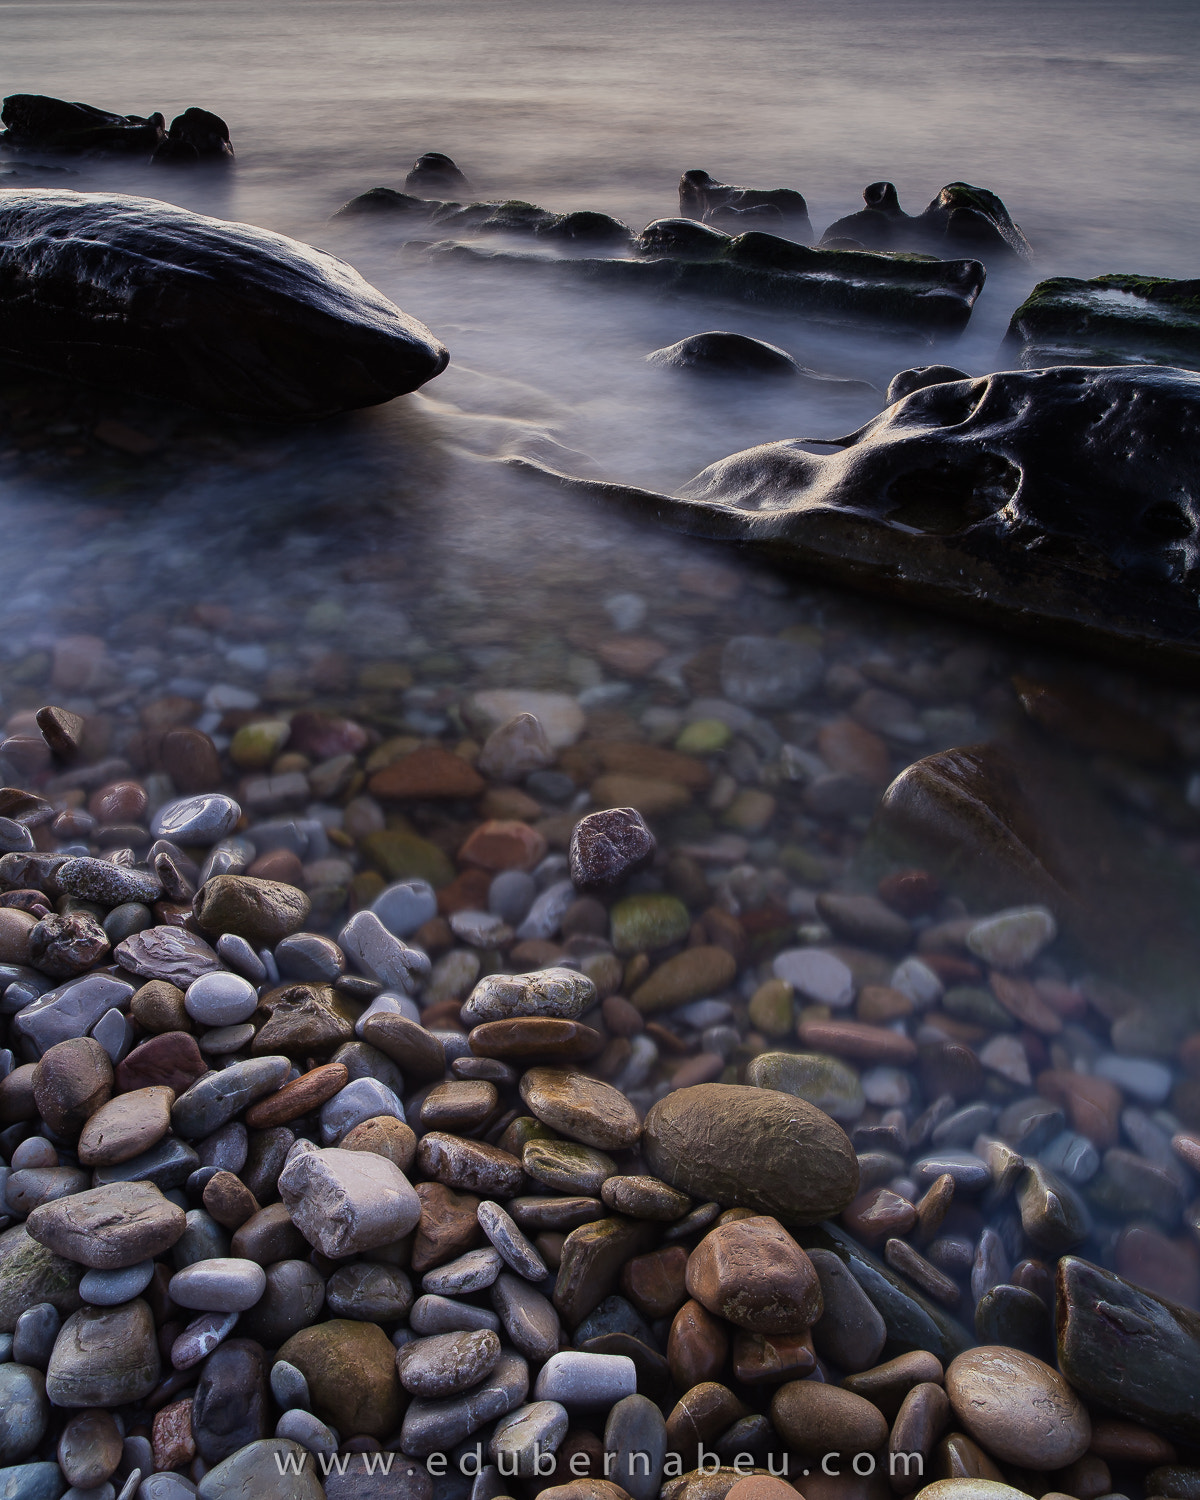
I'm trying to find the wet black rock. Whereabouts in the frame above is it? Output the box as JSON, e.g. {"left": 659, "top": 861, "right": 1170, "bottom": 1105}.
{"left": 151, "top": 108, "right": 235, "bottom": 166}
{"left": 820, "top": 180, "right": 1031, "bottom": 262}
{"left": 569, "top": 807, "right": 656, "bottom": 892}
{"left": 0, "top": 94, "right": 164, "bottom": 155}
{"left": 647, "top": 331, "right": 799, "bottom": 376}
{"left": 1058, "top": 1255, "right": 1200, "bottom": 1443}
{"left": 0, "top": 190, "right": 448, "bottom": 419}
{"left": 404, "top": 152, "right": 470, "bottom": 195}
{"left": 518, "top": 365, "right": 1200, "bottom": 673}
{"left": 1004, "top": 274, "right": 1200, "bottom": 371}
{"left": 885, "top": 364, "right": 970, "bottom": 403}
{"left": 422, "top": 227, "right": 985, "bottom": 332}
{"left": 679, "top": 169, "right": 813, "bottom": 241}
{"left": 335, "top": 189, "right": 630, "bottom": 245}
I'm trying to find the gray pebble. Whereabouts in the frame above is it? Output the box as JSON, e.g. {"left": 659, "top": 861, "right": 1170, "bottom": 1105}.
{"left": 352, "top": 991, "right": 421, "bottom": 1038}
{"left": 79, "top": 1261, "right": 154, "bottom": 1307}
{"left": 0, "top": 818, "right": 35, "bottom": 854}
{"left": 514, "top": 880, "right": 574, "bottom": 941}
{"left": 151, "top": 796, "right": 241, "bottom": 847}
{"left": 273, "top": 1410, "right": 336, "bottom": 1459}
{"left": 0, "top": 1362, "right": 49, "bottom": 1462}
{"left": 169, "top": 1258, "right": 266, "bottom": 1313}
{"left": 1040, "top": 1130, "right": 1100, "bottom": 1184}
{"left": 140, "top": 1476, "right": 197, "bottom": 1500}
{"left": 173, "top": 1210, "right": 231, "bottom": 1270}
{"left": 274, "top": 934, "right": 344, "bottom": 984}
{"left": 15, "top": 1306, "right": 72, "bottom": 1375}
{"left": 409, "top": 1295, "right": 501, "bottom": 1336}
{"left": 461, "top": 967, "right": 595, "bottom": 1027}
{"left": 13, "top": 974, "right": 134, "bottom": 1054}
{"left": 604, "top": 1393, "right": 666, "bottom": 1500}
{"left": 319, "top": 1077, "right": 406, "bottom": 1144}
{"left": 198, "top": 1024, "right": 255, "bottom": 1057}
{"left": 102, "top": 905, "right": 153, "bottom": 945}
{"left": 490, "top": 1272, "right": 560, "bottom": 1362}
{"left": 170, "top": 1312, "right": 238, "bottom": 1371}
{"left": 397, "top": 1329, "right": 501, "bottom": 1398}
{"left": 477, "top": 1201, "right": 546, "bottom": 1282}
{"left": 92, "top": 1138, "right": 199, "bottom": 1193}
{"left": 90, "top": 1009, "right": 133, "bottom": 1065}
{"left": 269, "top": 1360, "right": 310, "bottom": 1411}
{"left": 422, "top": 1247, "right": 503, "bottom": 1297}
{"left": 325, "top": 1262, "right": 413, "bottom": 1322}
{"left": 488, "top": 1401, "right": 567, "bottom": 1478}
{"left": 487, "top": 872, "right": 536, "bottom": 926}
{"left": 912, "top": 1150, "right": 991, "bottom": 1191}
{"left": 215, "top": 934, "right": 266, "bottom": 983}
{"left": 195, "top": 1124, "right": 248, "bottom": 1173}
{"left": 370, "top": 880, "right": 438, "bottom": 939}
{"left": 185, "top": 972, "right": 258, "bottom": 1028}
{"left": 58, "top": 859, "right": 162, "bottom": 910}
{"left": 931, "top": 1102, "right": 996, "bottom": 1148}
{"left": 532, "top": 1350, "right": 635, "bottom": 1408}
{"left": 172, "top": 1056, "right": 292, "bottom": 1139}
{"left": 399, "top": 1350, "right": 529, "bottom": 1457}
{"left": 339, "top": 911, "right": 430, "bottom": 990}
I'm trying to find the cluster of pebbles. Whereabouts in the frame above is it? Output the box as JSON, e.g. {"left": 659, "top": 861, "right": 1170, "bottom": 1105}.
{"left": 0, "top": 662, "right": 1200, "bottom": 1500}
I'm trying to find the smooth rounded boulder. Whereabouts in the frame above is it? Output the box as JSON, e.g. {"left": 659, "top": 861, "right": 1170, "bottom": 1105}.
{"left": 0, "top": 190, "right": 449, "bottom": 420}
{"left": 944, "top": 1346, "right": 1091, "bottom": 1468}
{"left": 641, "top": 1083, "right": 859, "bottom": 1223}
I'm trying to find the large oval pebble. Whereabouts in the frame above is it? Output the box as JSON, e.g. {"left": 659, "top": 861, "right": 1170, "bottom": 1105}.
{"left": 945, "top": 1345, "right": 1091, "bottom": 1468}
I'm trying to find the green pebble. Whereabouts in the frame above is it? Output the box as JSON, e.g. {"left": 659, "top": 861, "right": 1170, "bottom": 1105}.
{"left": 675, "top": 719, "right": 732, "bottom": 754}
{"left": 610, "top": 892, "right": 691, "bottom": 955}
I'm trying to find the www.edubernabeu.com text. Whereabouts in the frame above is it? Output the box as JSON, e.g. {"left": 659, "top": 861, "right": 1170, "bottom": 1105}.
{"left": 274, "top": 1445, "right": 925, "bottom": 1482}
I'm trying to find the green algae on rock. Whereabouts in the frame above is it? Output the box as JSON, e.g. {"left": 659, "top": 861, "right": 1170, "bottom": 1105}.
{"left": 1004, "top": 274, "right": 1200, "bottom": 370}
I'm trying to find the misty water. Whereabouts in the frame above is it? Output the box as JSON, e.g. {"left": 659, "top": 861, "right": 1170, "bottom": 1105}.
{"left": 4, "top": 3, "right": 1200, "bottom": 1185}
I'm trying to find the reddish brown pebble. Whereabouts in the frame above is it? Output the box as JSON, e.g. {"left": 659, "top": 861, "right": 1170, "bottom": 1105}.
{"left": 88, "top": 780, "right": 148, "bottom": 825}
{"left": 458, "top": 819, "right": 548, "bottom": 873}
{"left": 1037, "top": 1069, "right": 1121, "bottom": 1147}
{"left": 990, "top": 972, "right": 1063, "bottom": 1036}
{"left": 337, "top": 1115, "right": 418, "bottom": 1173}
{"left": 468, "top": 1018, "right": 604, "bottom": 1063}
{"left": 844, "top": 1350, "right": 945, "bottom": 1419}
{"left": 796, "top": 1018, "right": 918, "bottom": 1064}
{"left": 202, "top": 1170, "right": 261, "bottom": 1229}
{"left": 686, "top": 1216, "right": 822, "bottom": 1333}
{"left": 161, "top": 728, "right": 223, "bottom": 793}
{"left": 368, "top": 745, "right": 485, "bottom": 800}
{"left": 621, "top": 1245, "right": 689, "bottom": 1320}
{"left": 1088, "top": 1418, "right": 1176, "bottom": 1465}
{"left": 247, "top": 848, "right": 305, "bottom": 885}
{"left": 152, "top": 1398, "right": 196, "bottom": 1471}
{"left": 878, "top": 868, "right": 940, "bottom": 917}
{"left": 842, "top": 1187, "right": 917, "bottom": 1246}
{"left": 116, "top": 1032, "right": 207, "bottom": 1094}
{"left": 411, "top": 1181, "right": 483, "bottom": 1274}
{"left": 32, "top": 1037, "right": 113, "bottom": 1138}
{"left": 732, "top": 1328, "right": 816, "bottom": 1385}
{"left": 244, "top": 1063, "right": 349, "bottom": 1128}
{"left": 667, "top": 1297, "right": 729, "bottom": 1388}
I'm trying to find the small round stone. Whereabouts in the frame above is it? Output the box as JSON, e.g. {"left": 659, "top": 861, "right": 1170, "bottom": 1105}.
{"left": 79, "top": 1260, "right": 155, "bottom": 1307}
{"left": 185, "top": 971, "right": 260, "bottom": 1027}
{"left": 151, "top": 794, "right": 241, "bottom": 846}
{"left": 168, "top": 1257, "right": 268, "bottom": 1312}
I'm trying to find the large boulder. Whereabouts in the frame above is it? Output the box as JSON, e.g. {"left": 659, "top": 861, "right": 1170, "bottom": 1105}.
{"left": 820, "top": 180, "right": 1031, "bottom": 262}
{"left": 678, "top": 168, "right": 813, "bottom": 241}
{"left": 0, "top": 189, "right": 448, "bottom": 419}
{"left": 518, "top": 364, "right": 1200, "bottom": 675}
{"left": 0, "top": 94, "right": 163, "bottom": 154}
{"left": 1005, "top": 273, "right": 1200, "bottom": 371}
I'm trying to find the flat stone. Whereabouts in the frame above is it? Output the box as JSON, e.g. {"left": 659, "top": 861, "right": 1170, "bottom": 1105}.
{"left": 0, "top": 1365, "right": 47, "bottom": 1466}
{"left": 169, "top": 1258, "right": 267, "bottom": 1312}
{"left": 45, "top": 1299, "right": 159, "bottom": 1406}
{"left": 399, "top": 1349, "right": 529, "bottom": 1456}
{"left": 519, "top": 1068, "right": 641, "bottom": 1150}
{"left": 320, "top": 1077, "right": 406, "bottom": 1143}
{"left": 421, "top": 1246, "right": 502, "bottom": 1296}
{"left": 469, "top": 690, "right": 584, "bottom": 750}
{"left": 0, "top": 1463, "right": 65, "bottom": 1500}
{"left": 339, "top": 911, "right": 429, "bottom": 990}
{"left": 114, "top": 928, "right": 222, "bottom": 987}
{"left": 92, "top": 1135, "right": 198, "bottom": 1192}
{"left": 277, "top": 1320, "right": 404, "bottom": 1439}
{"left": 554, "top": 1217, "right": 657, "bottom": 1328}
{"left": 325, "top": 1262, "right": 413, "bottom": 1322}
{"left": 26, "top": 1182, "right": 185, "bottom": 1269}
{"left": 772, "top": 949, "right": 854, "bottom": 1007}
{"left": 78, "top": 1259, "right": 154, "bottom": 1306}
{"left": 13, "top": 976, "right": 134, "bottom": 1056}
{"left": 966, "top": 907, "right": 1057, "bottom": 969}
{"left": 338, "top": 1114, "right": 417, "bottom": 1172}
{"left": 642, "top": 1083, "right": 859, "bottom": 1224}
{"left": 489, "top": 1400, "right": 569, "bottom": 1478}
{"left": 244, "top": 1063, "right": 348, "bottom": 1129}
{"left": 416, "top": 1133, "right": 524, "bottom": 1197}
{"left": 746, "top": 1050, "right": 865, "bottom": 1124}
{"left": 278, "top": 1145, "right": 421, "bottom": 1256}
{"left": 238, "top": 1260, "right": 324, "bottom": 1348}
{"left": 371, "top": 880, "right": 438, "bottom": 938}
{"left": 492, "top": 1270, "right": 561, "bottom": 1361}
{"left": 462, "top": 968, "right": 596, "bottom": 1026}
{"left": 721, "top": 635, "right": 822, "bottom": 709}
{"left": 600, "top": 1175, "right": 690, "bottom": 1221}
{"left": 396, "top": 1329, "right": 502, "bottom": 1397}
{"left": 409, "top": 1294, "right": 500, "bottom": 1336}
{"left": 56, "top": 1410, "right": 122, "bottom": 1490}
{"left": 195, "top": 1439, "right": 323, "bottom": 1500}
{"left": 632, "top": 947, "right": 738, "bottom": 1014}
{"left": 171, "top": 1310, "right": 239, "bottom": 1369}
{"left": 151, "top": 796, "right": 240, "bottom": 846}
{"left": 360, "top": 1013, "right": 446, "bottom": 1081}
{"left": 1017, "top": 1161, "right": 1091, "bottom": 1252}
{"left": 368, "top": 745, "right": 485, "bottom": 800}
{"left": 171, "top": 1057, "right": 292, "bottom": 1139}
{"left": 77, "top": 1086, "right": 173, "bottom": 1167}
{"left": 478, "top": 1199, "right": 546, "bottom": 1281}
{"left": 469, "top": 1018, "right": 603, "bottom": 1065}
{"left": 945, "top": 1345, "right": 1090, "bottom": 1468}
{"left": 184, "top": 972, "right": 258, "bottom": 1027}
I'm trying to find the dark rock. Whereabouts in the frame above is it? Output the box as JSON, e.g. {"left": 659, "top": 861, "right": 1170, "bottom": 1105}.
{"left": 886, "top": 365, "right": 970, "bottom": 404}
{"left": 238, "top": 1259, "right": 325, "bottom": 1346}
{"left": 28, "top": 911, "right": 108, "bottom": 977}
{"left": 0, "top": 94, "right": 164, "bottom": 155}
{"left": 820, "top": 180, "right": 1031, "bottom": 262}
{"left": 421, "top": 229, "right": 985, "bottom": 332}
{"left": 974, "top": 1283, "right": 1054, "bottom": 1361}
{"left": 404, "top": 152, "right": 469, "bottom": 195}
{"left": 0, "top": 190, "right": 448, "bottom": 419}
{"left": 569, "top": 807, "right": 656, "bottom": 892}
{"left": 191, "top": 1339, "right": 268, "bottom": 1465}
{"left": 115, "top": 926, "right": 221, "bottom": 986}
{"left": 679, "top": 169, "right": 812, "bottom": 240}
{"left": 524, "top": 366, "right": 1200, "bottom": 676}
{"left": 1057, "top": 1255, "right": 1200, "bottom": 1443}
{"left": 1005, "top": 273, "right": 1200, "bottom": 371}
{"left": 647, "top": 332, "right": 799, "bottom": 378}
{"left": 151, "top": 108, "right": 234, "bottom": 166}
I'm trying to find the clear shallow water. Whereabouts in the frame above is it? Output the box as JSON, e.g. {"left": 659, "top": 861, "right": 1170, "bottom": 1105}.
{"left": 1, "top": 0, "right": 1200, "bottom": 986}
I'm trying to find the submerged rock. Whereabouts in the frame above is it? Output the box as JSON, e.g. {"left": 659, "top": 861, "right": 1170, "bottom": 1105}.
{"left": 679, "top": 169, "right": 813, "bottom": 241}
{"left": 418, "top": 227, "right": 985, "bottom": 332}
{"left": 0, "top": 190, "right": 448, "bottom": 418}
{"left": 1004, "top": 274, "right": 1200, "bottom": 371}
{"left": 820, "top": 180, "right": 1031, "bottom": 262}
{"left": 335, "top": 188, "right": 631, "bottom": 244}
{"left": 0, "top": 94, "right": 163, "bottom": 155}
{"left": 516, "top": 365, "right": 1200, "bottom": 673}
{"left": 646, "top": 330, "right": 875, "bottom": 389}
{"left": 404, "top": 151, "right": 470, "bottom": 195}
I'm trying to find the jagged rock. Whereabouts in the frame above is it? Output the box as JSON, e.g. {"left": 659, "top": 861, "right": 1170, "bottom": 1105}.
{"left": 820, "top": 180, "right": 1031, "bottom": 261}
{"left": 0, "top": 190, "right": 448, "bottom": 419}
{"left": 679, "top": 169, "right": 813, "bottom": 241}
{"left": 0, "top": 94, "right": 163, "bottom": 155}
{"left": 1004, "top": 274, "right": 1200, "bottom": 371}
{"left": 517, "top": 365, "right": 1200, "bottom": 673}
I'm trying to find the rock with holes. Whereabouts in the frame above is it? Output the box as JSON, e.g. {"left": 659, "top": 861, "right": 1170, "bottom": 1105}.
{"left": 530, "top": 366, "right": 1200, "bottom": 673}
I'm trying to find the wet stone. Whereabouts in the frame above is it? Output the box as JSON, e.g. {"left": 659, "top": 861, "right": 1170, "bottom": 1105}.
{"left": 519, "top": 1067, "right": 641, "bottom": 1150}
{"left": 77, "top": 1086, "right": 173, "bottom": 1167}
{"left": 171, "top": 1310, "right": 239, "bottom": 1370}
{"left": 0, "top": 1364, "right": 48, "bottom": 1464}
{"left": 1017, "top": 1161, "right": 1091, "bottom": 1252}
{"left": 168, "top": 1257, "right": 267, "bottom": 1312}
{"left": 193, "top": 876, "right": 310, "bottom": 948}
{"left": 569, "top": 809, "right": 656, "bottom": 893}
{"left": 325, "top": 1261, "right": 413, "bottom": 1321}
{"left": 746, "top": 1050, "right": 865, "bottom": 1124}
{"left": 371, "top": 879, "right": 439, "bottom": 938}
{"left": 32, "top": 1037, "right": 113, "bottom": 1138}
{"left": 171, "top": 1056, "right": 292, "bottom": 1138}
{"left": 45, "top": 1298, "right": 160, "bottom": 1407}
{"left": 278, "top": 1143, "right": 421, "bottom": 1256}
{"left": 600, "top": 1174, "right": 691, "bottom": 1220}
{"left": 114, "top": 927, "right": 222, "bottom": 987}
{"left": 320, "top": 1075, "right": 406, "bottom": 1143}
{"left": 150, "top": 796, "right": 240, "bottom": 846}
{"left": 195, "top": 1438, "right": 324, "bottom": 1500}
{"left": 421, "top": 1245, "right": 503, "bottom": 1295}
{"left": 399, "top": 1348, "right": 529, "bottom": 1457}
{"left": 478, "top": 1199, "right": 547, "bottom": 1281}
{"left": 29, "top": 913, "right": 110, "bottom": 980}
{"left": 26, "top": 1181, "right": 185, "bottom": 1269}
{"left": 396, "top": 1328, "right": 502, "bottom": 1397}
{"left": 12, "top": 1303, "right": 59, "bottom": 1368}
{"left": 56, "top": 1410, "right": 122, "bottom": 1490}
{"left": 416, "top": 1133, "right": 526, "bottom": 1197}
{"left": 184, "top": 972, "right": 258, "bottom": 1027}
{"left": 491, "top": 1270, "right": 562, "bottom": 1361}
{"left": 77, "top": 1259, "right": 154, "bottom": 1306}
{"left": 238, "top": 1259, "right": 325, "bottom": 1348}
{"left": 191, "top": 1338, "right": 268, "bottom": 1465}
{"left": 462, "top": 967, "right": 596, "bottom": 1026}
{"left": 945, "top": 1345, "right": 1090, "bottom": 1468}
